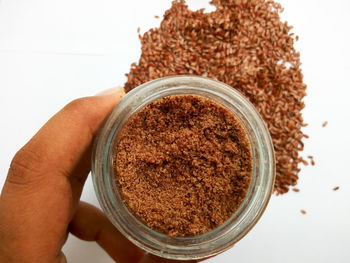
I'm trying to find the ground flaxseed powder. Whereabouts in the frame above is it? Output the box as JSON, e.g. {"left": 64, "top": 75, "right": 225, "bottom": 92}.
{"left": 114, "top": 95, "right": 252, "bottom": 237}
{"left": 124, "top": 0, "right": 307, "bottom": 194}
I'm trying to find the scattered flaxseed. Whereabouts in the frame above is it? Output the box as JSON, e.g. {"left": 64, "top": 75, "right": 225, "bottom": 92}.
{"left": 137, "top": 27, "right": 140, "bottom": 34}
{"left": 333, "top": 186, "right": 340, "bottom": 191}
{"left": 114, "top": 95, "right": 252, "bottom": 237}
{"left": 301, "top": 210, "right": 307, "bottom": 215}
{"left": 292, "top": 188, "right": 300, "bottom": 192}
{"left": 322, "top": 121, "right": 328, "bottom": 127}
{"left": 124, "top": 0, "right": 307, "bottom": 194}
{"left": 155, "top": 15, "right": 160, "bottom": 19}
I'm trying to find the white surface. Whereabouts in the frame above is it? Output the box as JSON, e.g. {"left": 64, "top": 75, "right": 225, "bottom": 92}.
{"left": 1, "top": 0, "right": 350, "bottom": 262}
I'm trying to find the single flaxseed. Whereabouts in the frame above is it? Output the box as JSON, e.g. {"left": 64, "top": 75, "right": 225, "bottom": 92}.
{"left": 308, "top": 156, "right": 315, "bottom": 166}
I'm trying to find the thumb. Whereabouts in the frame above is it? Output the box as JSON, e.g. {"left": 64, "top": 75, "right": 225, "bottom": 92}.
{"left": 3, "top": 86, "right": 124, "bottom": 203}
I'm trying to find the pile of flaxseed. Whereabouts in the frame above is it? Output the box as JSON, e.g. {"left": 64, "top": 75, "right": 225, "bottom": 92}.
{"left": 124, "top": 0, "right": 307, "bottom": 194}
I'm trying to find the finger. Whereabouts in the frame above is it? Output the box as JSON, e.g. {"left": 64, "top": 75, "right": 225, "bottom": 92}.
{"left": 4, "top": 87, "right": 124, "bottom": 204}
{"left": 139, "top": 254, "right": 198, "bottom": 263}
{"left": 58, "top": 252, "right": 67, "bottom": 263}
{"left": 69, "top": 201, "right": 145, "bottom": 263}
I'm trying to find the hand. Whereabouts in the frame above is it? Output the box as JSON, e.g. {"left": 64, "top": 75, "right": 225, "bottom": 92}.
{"left": 0, "top": 87, "right": 198, "bottom": 263}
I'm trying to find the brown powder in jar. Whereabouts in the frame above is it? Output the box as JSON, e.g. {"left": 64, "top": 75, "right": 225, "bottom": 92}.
{"left": 124, "top": 0, "right": 308, "bottom": 195}
{"left": 113, "top": 95, "right": 252, "bottom": 237}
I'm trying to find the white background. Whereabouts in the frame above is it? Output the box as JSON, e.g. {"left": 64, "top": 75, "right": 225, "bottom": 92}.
{"left": 1, "top": 0, "right": 350, "bottom": 262}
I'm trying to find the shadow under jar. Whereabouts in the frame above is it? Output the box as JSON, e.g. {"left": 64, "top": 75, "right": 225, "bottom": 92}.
{"left": 92, "top": 76, "right": 275, "bottom": 260}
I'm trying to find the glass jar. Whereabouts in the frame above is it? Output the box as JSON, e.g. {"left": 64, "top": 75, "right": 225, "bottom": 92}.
{"left": 92, "top": 76, "right": 275, "bottom": 260}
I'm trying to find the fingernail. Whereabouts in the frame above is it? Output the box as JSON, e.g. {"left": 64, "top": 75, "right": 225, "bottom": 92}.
{"left": 96, "top": 86, "right": 125, "bottom": 97}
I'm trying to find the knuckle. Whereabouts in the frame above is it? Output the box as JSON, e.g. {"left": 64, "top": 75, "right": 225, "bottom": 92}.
{"left": 64, "top": 97, "right": 95, "bottom": 116}
{"left": 63, "top": 96, "right": 101, "bottom": 134}
{"left": 7, "top": 147, "right": 43, "bottom": 186}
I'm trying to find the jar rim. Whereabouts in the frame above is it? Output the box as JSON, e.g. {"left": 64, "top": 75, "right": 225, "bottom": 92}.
{"left": 92, "top": 75, "right": 275, "bottom": 260}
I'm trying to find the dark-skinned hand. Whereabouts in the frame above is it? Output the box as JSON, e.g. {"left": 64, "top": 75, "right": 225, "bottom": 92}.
{"left": 0, "top": 87, "right": 198, "bottom": 263}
